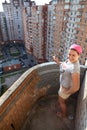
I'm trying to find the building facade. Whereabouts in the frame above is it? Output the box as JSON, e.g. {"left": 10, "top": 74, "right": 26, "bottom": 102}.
{"left": 2, "top": 0, "right": 24, "bottom": 41}
{"left": 0, "top": 12, "right": 8, "bottom": 42}
{"left": 0, "top": 0, "right": 87, "bottom": 64}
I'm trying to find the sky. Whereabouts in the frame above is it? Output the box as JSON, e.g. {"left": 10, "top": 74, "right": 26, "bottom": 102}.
{"left": 0, "top": 0, "right": 51, "bottom": 11}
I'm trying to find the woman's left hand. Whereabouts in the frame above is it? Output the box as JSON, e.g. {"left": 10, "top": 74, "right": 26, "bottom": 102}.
{"left": 62, "top": 87, "right": 72, "bottom": 94}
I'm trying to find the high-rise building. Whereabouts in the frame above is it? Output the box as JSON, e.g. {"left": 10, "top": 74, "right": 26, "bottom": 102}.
{"left": 46, "top": 4, "right": 56, "bottom": 61}
{"left": 53, "top": 0, "right": 65, "bottom": 60}
{"left": 1, "top": 0, "right": 87, "bottom": 64}
{"left": 75, "top": 0, "right": 87, "bottom": 64}
{"left": 23, "top": 5, "right": 48, "bottom": 63}
{"left": 2, "top": 0, "right": 24, "bottom": 41}
{"left": 0, "top": 14, "right": 3, "bottom": 43}
{"left": 0, "top": 12, "right": 8, "bottom": 42}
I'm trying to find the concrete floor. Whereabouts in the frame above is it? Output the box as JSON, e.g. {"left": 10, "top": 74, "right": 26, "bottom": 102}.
{"left": 22, "top": 95, "right": 76, "bottom": 130}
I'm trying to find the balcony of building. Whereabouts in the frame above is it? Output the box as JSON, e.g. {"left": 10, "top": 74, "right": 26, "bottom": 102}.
{"left": 64, "top": 8, "right": 70, "bottom": 12}
{"left": 77, "top": 14, "right": 82, "bottom": 18}
{"left": 79, "top": 1, "right": 86, "bottom": 5}
{"left": 78, "top": 7, "right": 84, "bottom": 12}
{"left": 64, "top": 1, "right": 70, "bottom": 6}
{"left": 0, "top": 62, "right": 87, "bottom": 130}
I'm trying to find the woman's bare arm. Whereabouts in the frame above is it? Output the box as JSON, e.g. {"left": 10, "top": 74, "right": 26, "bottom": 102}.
{"left": 53, "top": 56, "right": 62, "bottom": 65}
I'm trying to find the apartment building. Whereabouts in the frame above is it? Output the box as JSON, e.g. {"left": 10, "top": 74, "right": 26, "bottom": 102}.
{"left": 31, "top": 5, "right": 48, "bottom": 63}
{"left": 52, "top": 0, "right": 87, "bottom": 64}
{"left": 22, "top": 1, "right": 34, "bottom": 53}
{"left": 46, "top": 4, "right": 55, "bottom": 61}
{"left": 0, "top": 15, "right": 3, "bottom": 44}
{"left": 61, "top": 0, "right": 81, "bottom": 60}
{"left": 46, "top": 0, "right": 69, "bottom": 61}
{"left": 2, "top": 0, "right": 24, "bottom": 41}
{"left": 1, "top": 0, "right": 87, "bottom": 65}
{"left": 53, "top": 0, "right": 65, "bottom": 60}
{"left": 23, "top": 4, "right": 48, "bottom": 63}
{"left": 75, "top": 0, "right": 87, "bottom": 64}
{"left": 23, "top": 0, "right": 87, "bottom": 64}
{"left": 0, "top": 12, "right": 8, "bottom": 42}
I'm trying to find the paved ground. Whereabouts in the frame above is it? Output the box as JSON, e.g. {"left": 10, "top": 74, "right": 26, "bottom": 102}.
{"left": 22, "top": 95, "right": 76, "bottom": 130}
{"left": 5, "top": 73, "right": 22, "bottom": 88}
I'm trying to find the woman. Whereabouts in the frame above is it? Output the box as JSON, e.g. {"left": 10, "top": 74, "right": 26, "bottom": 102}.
{"left": 53, "top": 44, "right": 82, "bottom": 118}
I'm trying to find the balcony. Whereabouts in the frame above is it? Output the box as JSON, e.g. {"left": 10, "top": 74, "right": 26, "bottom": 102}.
{"left": 0, "top": 62, "right": 87, "bottom": 130}
{"left": 64, "top": 8, "right": 70, "bottom": 12}
{"left": 78, "top": 8, "right": 84, "bottom": 12}
{"left": 79, "top": 1, "right": 86, "bottom": 5}
{"left": 64, "top": 2, "right": 71, "bottom": 5}
{"left": 77, "top": 14, "right": 82, "bottom": 18}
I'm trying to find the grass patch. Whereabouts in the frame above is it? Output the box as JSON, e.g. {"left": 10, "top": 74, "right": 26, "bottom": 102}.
{"left": 1, "top": 77, "right": 5, "bottom": 84}
{"left": 10, "top": 52, "right": 20, "bottom": 56}
{"left": 0, "top": 55, "right": 4, "bottom": 60}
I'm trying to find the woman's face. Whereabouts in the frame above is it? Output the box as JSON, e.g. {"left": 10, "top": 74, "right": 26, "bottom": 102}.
{"left": 68, "top": 49, "right": 80, "bottom": 63}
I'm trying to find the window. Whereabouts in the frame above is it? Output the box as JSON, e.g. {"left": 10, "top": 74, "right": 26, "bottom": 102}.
{"left": 16, "top": 11, "right": 18, "bottom": 17}
{"left": 85, "top": 12, "right": 87, "bottom": 18}
{"left": 18, "top": 25, "right": 20, "bottom": 29}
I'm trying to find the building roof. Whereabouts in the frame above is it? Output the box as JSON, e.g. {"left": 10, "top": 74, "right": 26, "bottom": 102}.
{"left": 2, "top": 59, "right": 20, "bottom": 67}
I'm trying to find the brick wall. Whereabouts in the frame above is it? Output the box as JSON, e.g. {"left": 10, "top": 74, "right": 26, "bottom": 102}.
{"left": 0, "top": 61, "right": 86, "bottom": 130}
{"left": 0, "top": 62, "right": 60, "bottom": 130}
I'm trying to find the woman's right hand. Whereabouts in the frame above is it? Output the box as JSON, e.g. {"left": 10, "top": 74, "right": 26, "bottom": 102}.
{"left": 53, "top": 56, "right": 57, "bottom": 61}
{"left": 53, "top": 56, "right": 61, "bottom": 64}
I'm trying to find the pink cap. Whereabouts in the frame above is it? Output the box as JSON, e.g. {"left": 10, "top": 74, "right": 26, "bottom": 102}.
{"left": 70, "top": 44, "right": 82, "bottom": 54}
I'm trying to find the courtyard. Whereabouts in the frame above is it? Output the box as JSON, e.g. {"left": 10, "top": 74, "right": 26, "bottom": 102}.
{"left": 0, "top": 42, "right": 37, "bottom": 74}
{"left": 0, "top": 42, "right": 37, "bottom": 96}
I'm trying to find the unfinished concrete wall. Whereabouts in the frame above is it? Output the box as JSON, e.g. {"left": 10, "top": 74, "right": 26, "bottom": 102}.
{"left": 75, "top": 66, "right": 87, "bottom": 130}
{"left": 0, "top": 62, "right": 60, "bottom": 130}
{"left": 0, "top": 62, "right": 86, "bottom": 130}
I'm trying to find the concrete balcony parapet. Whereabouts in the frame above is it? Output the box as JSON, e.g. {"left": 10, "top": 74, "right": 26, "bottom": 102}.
{"left": 0, "top": 62, "right": 87, "bottom": 130}
{"left": 75, "top": 65, "right": 87, "bottom": 130}
{"left": 0, "top": 62, "right": 60, "bottom": 130}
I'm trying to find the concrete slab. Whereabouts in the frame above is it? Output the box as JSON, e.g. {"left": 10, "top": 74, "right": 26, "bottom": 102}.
{"left": 22, "top": 95, "right": 76, "bottom": 130}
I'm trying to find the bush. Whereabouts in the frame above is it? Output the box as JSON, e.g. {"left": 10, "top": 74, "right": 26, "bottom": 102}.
{"left": 0, "top": 85, "right": 8, "bottom": 96}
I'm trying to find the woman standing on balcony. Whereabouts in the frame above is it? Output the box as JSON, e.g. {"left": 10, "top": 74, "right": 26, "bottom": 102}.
{"left": 53, "top": 44, "right": 82, "bottom": 118}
